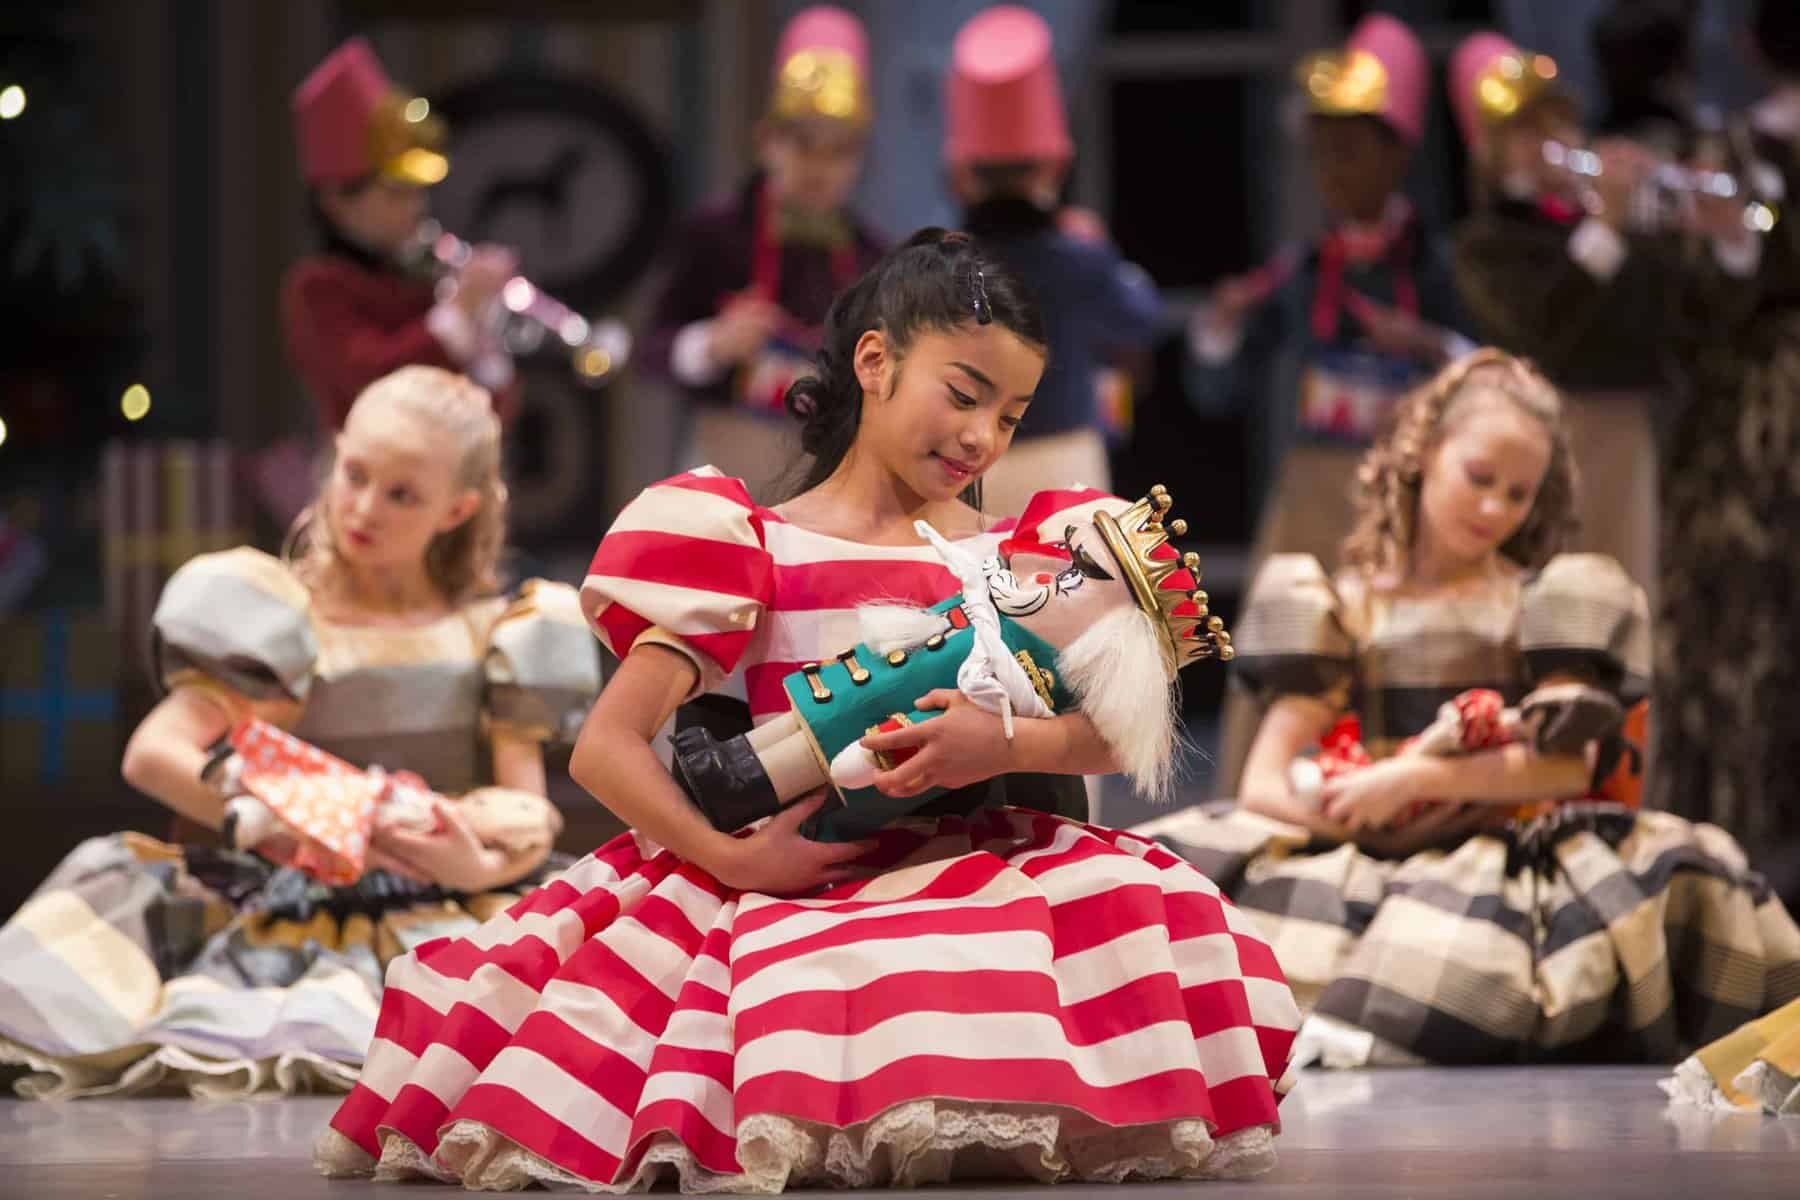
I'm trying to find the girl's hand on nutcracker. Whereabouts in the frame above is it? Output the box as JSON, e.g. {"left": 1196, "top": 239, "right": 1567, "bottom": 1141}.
{"left": 863, "top": 690, "right": 1011, "bottom": 798}
{"left": 708, "top": 793, "right": 876, "bottom": 895}
{"left": 1320, "top": 757, "right": 1426, "bottom": 831}
{"left": 371, "top": 800, "right": 505, "bottom": 892}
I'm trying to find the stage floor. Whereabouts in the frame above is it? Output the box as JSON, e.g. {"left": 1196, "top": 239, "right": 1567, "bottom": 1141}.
{"left": 2, "top": 1066, "right": 1795, "bottom": 1198}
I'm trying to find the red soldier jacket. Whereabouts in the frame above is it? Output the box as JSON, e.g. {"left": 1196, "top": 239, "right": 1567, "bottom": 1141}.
{"left": 282, "top": 236, "right": 520, "bottom": 430}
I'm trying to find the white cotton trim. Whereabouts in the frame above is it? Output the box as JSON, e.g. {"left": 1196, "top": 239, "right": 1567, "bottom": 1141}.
{"left": 856, "top": 604, "right": 951, "bottom": 655}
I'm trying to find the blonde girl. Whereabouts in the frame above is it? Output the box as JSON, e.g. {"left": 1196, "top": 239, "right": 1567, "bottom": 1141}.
{"left": 0, "top": 365, "right": 598, "bottom": 1100}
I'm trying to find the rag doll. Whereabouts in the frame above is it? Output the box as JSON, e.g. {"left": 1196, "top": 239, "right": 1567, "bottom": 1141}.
{"left": 205, "top": 718, "right": 560, "bottom": 885}
{"left": 1288, "top": 681, "right": 1627, "bottom": 823}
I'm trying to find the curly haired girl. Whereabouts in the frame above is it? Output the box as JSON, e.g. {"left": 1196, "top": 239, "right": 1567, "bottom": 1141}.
{"left": 1134, "top": 347, "right": 1800, "bottom": 1069}
{"left": 1340, "top": 348, "right": 1577, "bottom": 585}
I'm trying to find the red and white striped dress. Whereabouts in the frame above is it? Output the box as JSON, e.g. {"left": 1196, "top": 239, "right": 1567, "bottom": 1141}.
{"left": 317, "top": 469, "right": 1301, "bottom": 1190}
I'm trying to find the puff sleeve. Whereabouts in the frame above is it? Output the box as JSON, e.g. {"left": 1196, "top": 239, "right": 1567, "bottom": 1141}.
{"left": 579, "top": 467, "right": 775, "bottom": 695}
{"left": 1229, "top": 554, "right": 1355, "bottom": 702}
{"left": 150, "top": 548, "right": 317, "bottom": 705}
{"left": 1519, "top": 553, "right": 1651, "bottom": 706}
{"left": 483, "top": 580, "right": 603, "bottom": 744}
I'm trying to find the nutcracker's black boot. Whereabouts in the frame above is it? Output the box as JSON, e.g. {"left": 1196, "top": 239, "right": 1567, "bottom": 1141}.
{"left": 670, "top": 726, "right": 781, "bottom": 832}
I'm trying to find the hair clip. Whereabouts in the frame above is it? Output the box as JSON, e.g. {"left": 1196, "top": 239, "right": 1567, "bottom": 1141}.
{"left": 972, "top": 265, "right": 992, "bottom": 325}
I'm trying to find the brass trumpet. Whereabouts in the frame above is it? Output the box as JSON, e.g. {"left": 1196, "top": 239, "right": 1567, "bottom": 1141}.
{"left": 1541, "top": 140, "right": 1779, "bottom": 234}
{"left": 406, "top": 220, "right": 632, "bottom": 386}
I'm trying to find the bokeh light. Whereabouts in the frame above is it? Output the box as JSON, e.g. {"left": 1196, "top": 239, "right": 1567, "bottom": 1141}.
{"left": 121, "top": 383, "right": 152, "bottom": 421}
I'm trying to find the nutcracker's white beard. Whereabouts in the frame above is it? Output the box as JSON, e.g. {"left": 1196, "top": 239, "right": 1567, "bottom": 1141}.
{"left": 857, "top": 600, "right": 1182, "bottom": 806}
{"left": 1057, "top": 605, "right": 1182, "bottom": 807}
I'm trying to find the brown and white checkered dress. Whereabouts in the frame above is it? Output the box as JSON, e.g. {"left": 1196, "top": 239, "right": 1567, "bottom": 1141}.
{"left": 1137, "top": 553, "right": 1800, "bottom": 1065}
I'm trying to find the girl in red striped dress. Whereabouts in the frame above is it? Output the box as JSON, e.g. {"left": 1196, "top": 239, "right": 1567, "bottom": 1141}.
{"left": 316, "top": 230, "right": 1300, "bottom": 1190}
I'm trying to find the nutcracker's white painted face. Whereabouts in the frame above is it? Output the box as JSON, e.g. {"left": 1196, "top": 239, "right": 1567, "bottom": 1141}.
{"left": 990, "top": 521, "right": 1137, "bottom": 650}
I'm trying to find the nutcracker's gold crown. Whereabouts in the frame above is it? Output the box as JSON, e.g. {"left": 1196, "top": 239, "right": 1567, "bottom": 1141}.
{"left": 1091, "top": 485, "right": 1232, "bottom": 675}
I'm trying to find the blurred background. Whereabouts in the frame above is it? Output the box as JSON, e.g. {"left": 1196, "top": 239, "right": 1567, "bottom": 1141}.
{"left": 0, "top": 0, "right": 1770, "bottom": 918}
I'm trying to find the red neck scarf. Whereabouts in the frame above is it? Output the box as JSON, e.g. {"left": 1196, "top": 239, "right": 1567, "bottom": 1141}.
{"left": 1311, "top": 197, "right": 1419, "bottom": 341}
{"left": 749, "top": 180, "right": 861, "bottom": 330}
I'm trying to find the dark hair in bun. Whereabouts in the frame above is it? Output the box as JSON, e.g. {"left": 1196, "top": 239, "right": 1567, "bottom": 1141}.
{"left": 780, "top": 228, "right": 1046, "bottom": 504}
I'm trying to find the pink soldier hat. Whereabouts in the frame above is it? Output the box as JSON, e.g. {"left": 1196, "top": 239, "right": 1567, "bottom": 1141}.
{"left": 292, "top": 37, "right": 447, "bottom": 186}
{"left": 945, "top": 5, "right": 1073, "bottom": 165}
{"left": 768, "top": 5, "right": 872, "bottom": 127}
{"left": 1449, "top": 31, "right": 1568, "bottom": 159}
{"left": 1296, "top": 13, "right": 1430, "bottom": 146}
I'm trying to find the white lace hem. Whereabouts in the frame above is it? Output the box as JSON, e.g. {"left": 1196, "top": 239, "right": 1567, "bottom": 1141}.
{"left": 375, "top": 1100, "right": 1276, "bottom": 1192}
{"left": 0, "top": 1033, "right": 356, "bottom": 1101}
{"left": 314, "top": 1126, "right": 377, "bottom": 1178}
